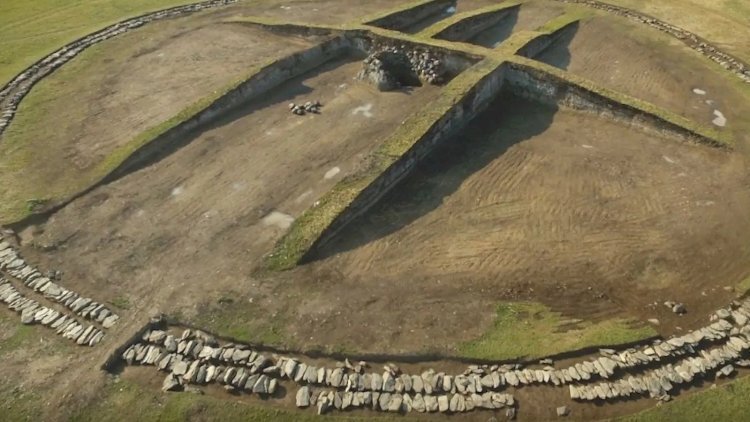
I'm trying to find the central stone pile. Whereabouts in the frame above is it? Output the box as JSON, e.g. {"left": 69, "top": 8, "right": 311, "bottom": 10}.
{"left": 357, "top": 45, "right": 445, "bottom": 91}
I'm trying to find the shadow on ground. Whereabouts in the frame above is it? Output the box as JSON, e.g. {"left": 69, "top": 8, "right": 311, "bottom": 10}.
{"left": 468, "top": 7, "right": 520, "bottom": 48}
{"left": 533, "top": 23, "right": 579, "bottom": 70}
{"left": 310, "top": 91, "right": 559, "bottom": 261}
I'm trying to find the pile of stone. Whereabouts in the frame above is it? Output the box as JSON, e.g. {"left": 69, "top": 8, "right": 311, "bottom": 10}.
{"left": 0, "top": 237, "right": 119, "bottom": 327}
{"left": 554, "top": 0, "right": 750, "bottom": 83}
{"left": 0, "top": 0, "right": 238, "bottom": 138}
{"left": 358, "top": 43, "right": 445, "bottom": 91}
{"left": 0, "top": 279, "right": 104, "bottom": 346}
{"left": 664, "top": 300, "right": 687, "bottom": 314}
{"left": 288, "top": 100, "right": 322, "bottom": 116}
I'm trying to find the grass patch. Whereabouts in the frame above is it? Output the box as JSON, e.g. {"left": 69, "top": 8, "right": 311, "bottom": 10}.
{"left": 265, "top": 57, "right": 501, "bottom": 270}
{"left": 73, "top": 378, "right": 414, "bottom": 422}
{"left": 736, "top": 275, "right": 750, "bottom": 295}
{"left": 458, "top": 302, "right": 656, "bottom": 361}
{"left": 189, "top": 294, "right": 288, "bottom": 346}
{"left": 0, "top": 318, "right": 35, "bottom": 357}
{"left": 109, "top": 295, "right": 131, "bottom": 311}
{"left": 0, "top": 0, "right": 210, "bottom": 88}
{"left": 621, "top": 375, "right": 750, "bottom": 421}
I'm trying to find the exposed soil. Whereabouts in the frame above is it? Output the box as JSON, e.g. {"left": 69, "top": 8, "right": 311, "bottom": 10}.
{"left": 313, "top": 92, "right": 750, "bottom": 335}
{"left": 18, "top": 52, "right": 442, "bottom": 349}
{"left": 468, "top": 1, "right": 567, "bottom": 48}
{"left": 534, "top": 15, "right": 750, "bottom": 142}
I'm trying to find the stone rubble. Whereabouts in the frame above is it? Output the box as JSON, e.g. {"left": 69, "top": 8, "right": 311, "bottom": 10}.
{"left": 121, "top": 324, "right": 517, "bottom": 414}
{"left": 0, "top": 0, "right": 238, "bottom": 138}
{"left": 0, "top": 278, "right": 104, "bottom": 346}
{"left": 0, "top": 236, "right": 119, "bottom": 327}
{"left": 357, "top": 43, "right": 445, "bottom": 91}
{"left": 288, "top": 100, "right": 322, "bottom": 116}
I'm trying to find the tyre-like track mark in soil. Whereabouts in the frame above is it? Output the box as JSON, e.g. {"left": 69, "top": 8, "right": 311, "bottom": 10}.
{"left": 315, "top": 93, "right": 750, "bottom": 326}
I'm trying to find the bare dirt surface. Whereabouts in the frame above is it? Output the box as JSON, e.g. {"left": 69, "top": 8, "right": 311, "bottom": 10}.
{"left": 313, "top": 92, "right": 750, "bottom": 333}
{"left": 469, "top": 1, "right": 567, "bottom": 48}
{"left": 18, "top": 53, "right": 442, "bottom": 349}
{"left": 212, "top": 0, "right": 415, "bottom": 25}
{"left": 4, "top": 1, "right": 750, "bottom": 421}
{"left": 534, "top": 15, "right": 750, "bottom": 141}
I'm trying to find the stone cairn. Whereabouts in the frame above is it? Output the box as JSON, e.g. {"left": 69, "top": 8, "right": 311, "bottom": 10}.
{"left": 0, "top": 235, "right": 118, "bottom": 346}
{"left": 554, "top": 0, "right": 750, "bottom": 83}
{"left": 357, "top": 43, "right": 445, "bottom": 91}
{"left": 0, "top": 0, "right": 238, "bottom": 138}
{"left": 117, "top": 295, "right": 750, "bottom": 417}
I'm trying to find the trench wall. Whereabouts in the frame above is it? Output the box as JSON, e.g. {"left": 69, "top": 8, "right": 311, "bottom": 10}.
{"left": 504, "top": 62, "right": 727, "bottom": 147}
{"left": 515, "top": 21, "right": 579, "bottom": 58}
{"left": 297, "top": 60, "right": 507, "bottom": 263}
{"left": 103, "top": 36, "right": 350, "bottom": 182}
{"left": 431, "top": 5, "right": 520, "bottom": 43}
{"left": 366, "top": 0, "right": 455, "bottom": 32}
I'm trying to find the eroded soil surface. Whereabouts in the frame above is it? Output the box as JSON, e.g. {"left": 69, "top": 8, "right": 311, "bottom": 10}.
{"left": 313, "top": 93, "right": 750, "bottom": 335}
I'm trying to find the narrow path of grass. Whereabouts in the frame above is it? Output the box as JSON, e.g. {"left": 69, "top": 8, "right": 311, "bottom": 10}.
{"left": 0, "top": 0, "right": 207, "bottom": 87}
{"left": 459, "top": 302, "right": 656, "bottom": 361}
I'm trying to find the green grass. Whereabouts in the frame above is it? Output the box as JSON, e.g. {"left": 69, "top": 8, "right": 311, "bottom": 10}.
{"left": 621, "top": 375, "right": 750, "bottom": 421}
{"left": 0, "top": 0, "right": 212, "bottom": 88}
{"left": 189, "top": 293, "right": 289, "bottom": 347}
{"left": 458, "top": 302, "right": 656, "bottom": 361}
{"left": 74, "top": 378, "right": 415, "bottom": 422}
{"left": 0, "top": 319, "right": 35, "bottom": 357}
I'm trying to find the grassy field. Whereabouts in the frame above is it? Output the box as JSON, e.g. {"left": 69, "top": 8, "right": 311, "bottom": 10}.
{"left": 604, "top": 0, "right": 750, "bottom": 63}
{"left": 0, "top": 0, "right": 212, "bottom": 87}
{"left": 73, "top": 379, "right": 417, "bottom": 422}
{"left": 623, "top": 375, "right": 750, "bottom": 421}
{"left": 458, "top": 302, "right": 656, "bottom": 361}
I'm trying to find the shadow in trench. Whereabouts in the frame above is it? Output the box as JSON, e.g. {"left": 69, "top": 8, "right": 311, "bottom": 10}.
{"left": 468, "top": 7, "right": 520, "bottom": 48}
{"left": 309, "top": 90, "right": 559, "bottom": 261}
{"left": 533, "top": 23, "right": 579, "bottom": 70}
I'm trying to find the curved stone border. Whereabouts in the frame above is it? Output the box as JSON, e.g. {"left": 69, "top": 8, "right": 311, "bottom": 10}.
{"left": 551, "top": 0, "right": 750, "bottom": 83}
{"left": 0, "top": 236, "right": 119, "bottom": 327}
{"left": 0, "top": 0, "right": 238, "bottom": 138}
{"left": 111, "top": 295, "right": 750, "bottom": 417}
{"left": 0, "top": 278, "right": 104, "bottom": 346}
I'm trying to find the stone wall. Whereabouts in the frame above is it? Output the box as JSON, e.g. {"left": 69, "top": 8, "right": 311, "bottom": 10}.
{"left": 113, "top": 296, "right": 750, "bottom": 416}
{"left": 300, "top": 61, "right": 507, "bottom": 261}
{"left": 0, "top": 234, "right": 116, "bottom": 346}
{"left": 0, "top": 0, "right": 238, "bottom": 138}
{"left": 366, "top": 0, "right": 456, "bottom": 32}
{"left": 504, "top": 62, "right": 727, "bottom": 148}
{"left": 552, "top": 0, "right": 750, "bottom": 83}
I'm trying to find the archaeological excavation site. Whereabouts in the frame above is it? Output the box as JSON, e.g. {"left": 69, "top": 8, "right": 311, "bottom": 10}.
{"left": 1, "top": 0, "right": 750, "bottom": 420}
